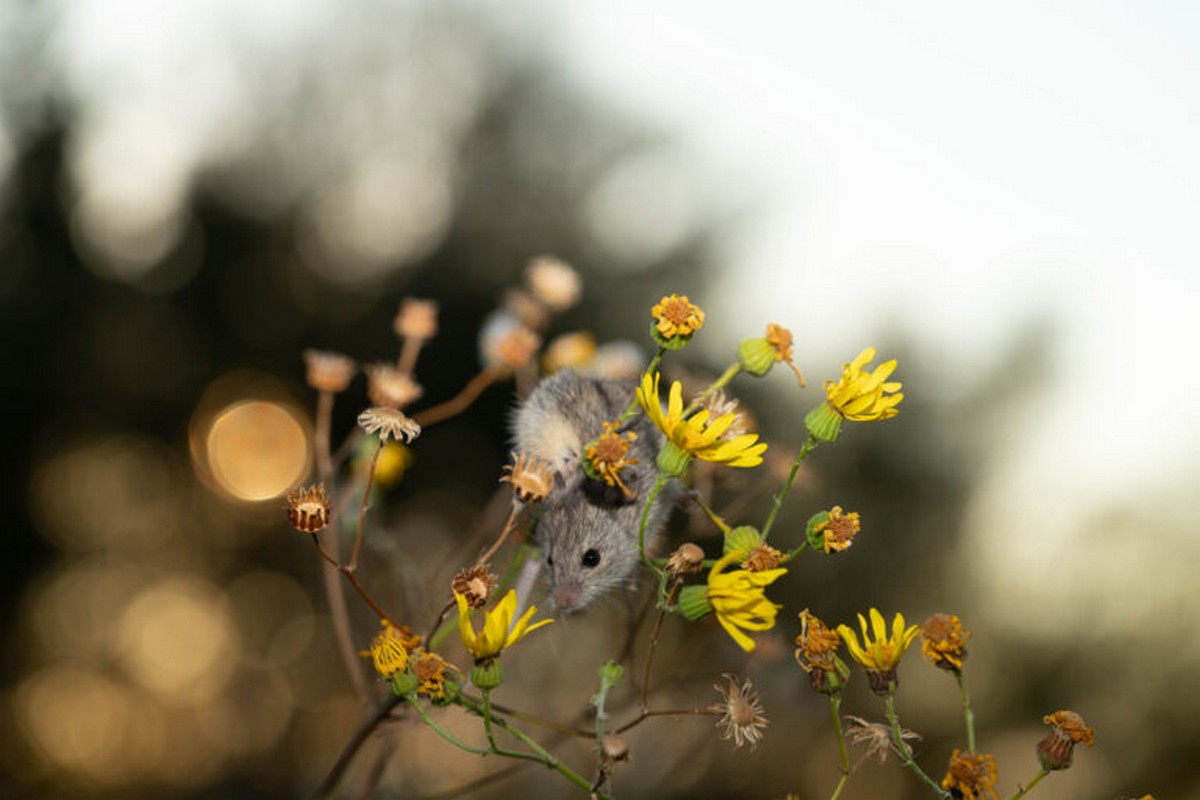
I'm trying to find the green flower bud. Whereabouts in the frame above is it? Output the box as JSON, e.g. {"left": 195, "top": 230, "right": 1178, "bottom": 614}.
{"left": 678, "top": 584, "right": 713, "bottom": 621}
{"left": 656, "top": 441, "right": 693, "bottom": 477}
{"left": 737, "top": 336, "right": 777, "bottom": 376}
{"left": 805, "top": 510, "right": 831, "bottom": 551}
{"left": 723, "top": 525, "right": 763, "bottom": 559}
{"left": 804, "top": 401, "right": 843, "bottom": 443}
{"left": 388, "top": 670, "right": 419, "bottom": 698}
{"left": 471, "top": 660, "right": 504, "bottom": 690}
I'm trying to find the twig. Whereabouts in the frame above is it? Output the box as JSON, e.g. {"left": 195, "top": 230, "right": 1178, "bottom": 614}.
{"left": 413, "top": 368, "right": 501, "bottom": 427}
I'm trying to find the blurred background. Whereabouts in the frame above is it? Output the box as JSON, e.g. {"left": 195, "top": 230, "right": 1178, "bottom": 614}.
{"left": 3, "top": 1, "right": 1198, "bottom": 798}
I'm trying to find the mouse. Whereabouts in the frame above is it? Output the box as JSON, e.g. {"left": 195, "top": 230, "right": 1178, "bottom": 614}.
{"left": 513, "top": 370, "right": 671, "bottom": 612}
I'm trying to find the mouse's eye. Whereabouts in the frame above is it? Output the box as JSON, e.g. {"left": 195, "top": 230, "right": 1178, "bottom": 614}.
{"left": 581, "top": 548, "right": 601, "bottom": 568}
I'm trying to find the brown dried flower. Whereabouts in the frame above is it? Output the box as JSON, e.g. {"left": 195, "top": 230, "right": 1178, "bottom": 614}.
{"left": 709, "top": 674, "right": 768, "bottom": 750}
{"left": 303, "top": 349, "right": 358, "bottom": 394}
{"left": 1037, "top": 710, "right": 1095, "bottom": 771}
{"left": 845, "top": 714, "right": 920, "bottom": 764}
{"left": 358, "top": 407, "right": 422, "bottom": 443}
{"left": 393, "top": 298, "right": 439, "bottom": 340}
{"left": 412, "top": 650, "right": 456, "bottom": 700}
{"left": 501, "top": 451, "right": 555, "bottom": 504}
{"left": 287, "top": 484, "right": 331, "bottom": 533}
{"left": 451, "top": 565, "right": 499, "bottom": 609}
{"left": 816, "top": 506, "right": 860, "bottom": 553}
{"left": 765, "top": 323, "right": 805, "bottom": 386}
{"left": 941, "top": 749, "right": 1000, "bottom": 800}
{"left": 921, "top": 613, "right": 971, "bottom": 671}
{"left": 740, "top": 543, "right": 784, "bottom": 572}
{"left": 365, "top": 363, "right": 424, "bottom": 409}
{"left": 667, "top": 543, "right": 705, "bottom": 576}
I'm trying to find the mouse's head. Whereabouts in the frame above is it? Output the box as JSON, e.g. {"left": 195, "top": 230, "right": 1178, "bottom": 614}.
{"left": 537, "top": 485, "right": 644, "bottom": 612}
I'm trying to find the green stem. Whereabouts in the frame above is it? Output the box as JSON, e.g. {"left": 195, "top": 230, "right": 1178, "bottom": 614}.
{"left": 884, "top": 693, "right": 950, "bottom": 799}
{"left": 637, "top": 474, "right": 669, "bottom": 572}
{"left": 760, "top": 435, "right": 818, "bottom": 540}
{"left": 829, "top": 694, "right": 851, "bottom": 800}
{"left": 691, "top": 492, "right": 731, "bottom": 534}
{"left": 957, "top": 669, "right": 976, "bottom": 753}
{"left": 407, "top": 695, "right": 489, "bottom": 755}
{"left": 682, "top": 362, "right": 743, "bottom": 416}
{"left": 1005, "top": 768, "right": 1050, "bottom": 800}
{"left": 461, "top": 693, "right": 610, "bottom": 799}
{"left": 619, "top": 347, "right": 667, "bottom": 422}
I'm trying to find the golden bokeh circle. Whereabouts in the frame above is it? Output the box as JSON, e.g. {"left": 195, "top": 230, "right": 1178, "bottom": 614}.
{"left": 205, "top": 400, "right": 309, "bottom": 502}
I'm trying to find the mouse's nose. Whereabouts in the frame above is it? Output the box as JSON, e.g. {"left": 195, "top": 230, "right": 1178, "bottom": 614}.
{"left": 553, "top": 584, "right": 583, "bottom": 611}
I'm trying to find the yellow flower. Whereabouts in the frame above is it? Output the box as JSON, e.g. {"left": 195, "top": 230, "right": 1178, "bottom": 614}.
{"left": 837, "top": 608, "right": 920, "bottom": 693}
{"left": 825, "top": 347, "right": 903, "bottom": 421}
{"left": 651, "top": 293, "right": 705, "bottom": 342}
{"left": 705, "top": 551, "right": 786, "bottom": 652}
{"left": 455, "top": 589, "right": 553, "bottom": 663}
{"left": 636, "top": 372, "right": 767, "bottom": 470}
{"left": 372, "top": 442, "right": 413, "bottom": 487}
{"left": 360, "top": 621, "right": 416, "bottom": 679}
{"left": 805, "top": 347, "right": 903, "bottom": 442}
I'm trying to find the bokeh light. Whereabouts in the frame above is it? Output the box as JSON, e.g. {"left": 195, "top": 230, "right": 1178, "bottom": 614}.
{"left": 195, "top": 394, "right": 311, "bottom": 503}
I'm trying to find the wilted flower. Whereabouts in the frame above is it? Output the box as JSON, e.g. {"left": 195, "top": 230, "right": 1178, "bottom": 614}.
{"left": 365, "top": 364, "right": 424, "bottom": 409}
{"left": 941, "top": 749, "right": 1000, "bottom": 800}
{"left": 360, "top": 620, "right": 419, "bottom": 680}
{"left": 1037, "top": 710, "right": 1095, "bottom": 771}
{"left": 358, "top": 407, "right": 422, "bottom": 443}
{"left": 921, "top": 613, "right": 971, "bottom": 671}
{"left": 795, "top": 608, "right": 850, "bottom": 694}
{"left": 740, "top": 543, "right": 784, "bottom": 572}
{"left": 837, "top": 608, "right": 920, "bottom": 693}
{"left": 845, "top": 715, "right": 920, "bottom": 763}
{"left": 303, "top": 349, "right": 357, "bottom": 394}
{"left": 737, "top": 323, "right": 805, "bottom": 385}
{"left": 666, "top": 543, "right": 705, "bottom": 576}
{"left": 287, "top": 484, "right": 331, "bottom": 533}
{"left": 709, "top": 674, "right": 768, "bottom": 750}
{"left": 412, "top": 650, "right": 457, "bottom": 701}
{"left": 808, "top": 506, "right": 860, "bottom": 553}
{"left": 501, "top": 451, "right": 555, "bottom": 504}
{"left": 583, "top": 421, "right": 639, "bottom": 496}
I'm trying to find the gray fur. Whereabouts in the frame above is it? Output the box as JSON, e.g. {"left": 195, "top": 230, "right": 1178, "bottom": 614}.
{"left": 514, "top": 370, "right": 670, "bottom": 611}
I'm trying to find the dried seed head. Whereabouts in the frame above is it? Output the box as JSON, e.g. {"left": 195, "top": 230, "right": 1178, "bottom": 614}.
{"left": 501, "top": 451, "right": 554, "bottom": 504}
{"left": 393, "top": 298, "right": 439, "bottom": 340}
{"left": 709, "top": 674, "right": 768, "bottom": 750}
{"left": 941, "top": 749, "right": 1000, "bottom": 800}
{"left": 358, "top": 407, "right": 422, "bottom": 443}
{"left": 1037, "top": 710, "right": 1095, "bottom": 771}
{"left": 303, "top": 349, "right": 358, "bottom": 394}
{"left": 451, "top": 566, "right": 499, "bottom": 609}
{"left": 287, "top": 484, "right": 332, "bottom": 533}
{"left": 365, "top": 364, "right": 424, "bottom": 409}
{"left": 667, "top": 543, "right": 705, "bottom": 576}
{"left": 503, "top": 288, "right": 551, "bottom": 330}
{"left": 601, "top": 735, "right": 630, "bottom": 763}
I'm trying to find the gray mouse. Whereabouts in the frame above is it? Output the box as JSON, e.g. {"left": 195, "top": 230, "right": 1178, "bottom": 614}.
{"left": 513, "top": 370, "right": 671, "bottom": 611}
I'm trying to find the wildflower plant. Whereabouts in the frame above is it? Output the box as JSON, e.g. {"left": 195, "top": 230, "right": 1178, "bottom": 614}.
{"left": 273, "top": 260, "right": 1107, "bottom": 799}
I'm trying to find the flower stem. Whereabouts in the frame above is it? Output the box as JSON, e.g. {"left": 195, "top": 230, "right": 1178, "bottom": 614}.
{"left": 683, "top": 362, "right": 743, "bottom": 416}
{"left": 957, "top": 669, "right": 976, "bottom": 753}
{"left": 640, "top": 579, "right": 681, "bottom": 713}
{"left": 637, "top": 473, "right": 669, "bottom": 572}
{"left": 413, "top": 367, "right": 501, "bottom": 427}
{"left": 476, "top": 502, "right": 522, "bottom": 567}
{"left": 884, "top": 693, "right": 950, "bottom": 799}
{"left": 1005, "top": 768, "right": 1050, "bottom": 800}
{"left": 690, "top": 491, "right": 731, "bottom": 534}
{"left": 620, "top": 347, "right": 667, "bottom": 422}
{"left": 829, "top": 693, "right": 851, "bottom": 800}
{"left": 462, "top": 692, "right": 610, "bottom": 799}
{"left": 309, "top": 535, "right": 400, "bottom": 629}
{"left": 348, "top": 439, "right": 384, "bottom": 571}
{"left": 760, "top": 435, "right": 818, "bottom": 540}
{"left": 408, "top": 695, "right": 489, "bottom": 755}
